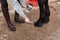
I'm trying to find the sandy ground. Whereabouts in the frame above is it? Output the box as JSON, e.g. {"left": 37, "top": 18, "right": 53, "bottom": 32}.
{"left": 0, "top": 0, "right": 60, "bottom": 40}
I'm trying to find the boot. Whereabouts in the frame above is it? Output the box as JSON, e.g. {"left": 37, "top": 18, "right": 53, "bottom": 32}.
{"left": 34, "top": 19, "right": 43, "bottom": 27}
{"left": 34, "top": 0, "right": 45, "bottom": 27}
{"left": 2, "top": 8, "right": 16, "bottom": 31}
{"left": 14, "top": 11, "right": 25, "bottom": 23}
{"left": 43, "top": 0, "right": 50, "bottom": 23}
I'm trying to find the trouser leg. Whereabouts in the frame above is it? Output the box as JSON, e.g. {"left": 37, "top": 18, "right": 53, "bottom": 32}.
{"left": 34, "top": 0, "right": 45, "bottom": 27}
{"left": 44, "top": 0, "right": 50, "bottom": 18}
{"left": 1, "top": 0, "right": 11, "bottom": 24}
{"left": 38, "top": 0, "right": 45, "bottom": 20}
{"left": 34, "top": 0, "right": 50, "bottom": 27}
{"left": 1, "top": 0, "right": 16, "bottom": 31}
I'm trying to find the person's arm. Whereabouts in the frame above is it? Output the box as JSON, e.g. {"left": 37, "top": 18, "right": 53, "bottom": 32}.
{"left": 11, "top": 0, "right": 27, "bottom": 19}
{"left": 11, "top": 0, "right": 33, "bottom": 23}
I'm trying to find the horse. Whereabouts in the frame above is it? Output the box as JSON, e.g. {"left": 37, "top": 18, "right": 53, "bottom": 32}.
{"left": 34, "top": 0, "right": 50, "bottom": 27}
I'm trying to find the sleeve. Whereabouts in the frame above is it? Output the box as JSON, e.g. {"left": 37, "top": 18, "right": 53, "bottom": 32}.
{"left": 11, "top": 0, "right": 27, "bottom": 19}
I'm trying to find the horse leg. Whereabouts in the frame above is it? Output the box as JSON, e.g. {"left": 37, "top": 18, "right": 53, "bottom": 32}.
{"left": 1, "top": 0, "right": 16, "bottom": 31}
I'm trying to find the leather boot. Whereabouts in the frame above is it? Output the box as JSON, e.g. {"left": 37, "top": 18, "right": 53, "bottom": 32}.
{"left": 34, "top": 0, "right": 45, "bottom": 27}
{"left": 14, "top": 11, "right": 25, "bottom": 23}
{"left": 2, "top": 7, "right": 16, "bottom": 31}
{"left": 43, "top": 0, "right": 50, "bottom": 23}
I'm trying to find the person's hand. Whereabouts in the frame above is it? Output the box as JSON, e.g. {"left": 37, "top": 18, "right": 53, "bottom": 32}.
{"left": 25, "top": 17, "right": 33, "bottom": 24}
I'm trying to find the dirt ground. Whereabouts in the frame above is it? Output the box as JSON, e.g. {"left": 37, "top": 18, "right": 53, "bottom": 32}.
{"left": 0, "top": 0, "right": 60, "bottom": 40}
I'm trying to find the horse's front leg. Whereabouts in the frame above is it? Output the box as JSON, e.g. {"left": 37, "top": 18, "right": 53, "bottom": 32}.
{"left": 1, "top": 0, "right": 16, "bottom": 31}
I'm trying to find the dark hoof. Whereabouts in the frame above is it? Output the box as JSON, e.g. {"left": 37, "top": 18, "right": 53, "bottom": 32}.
{"left": 8, "top": 23, "right": 16, "bottom": 31}
{"left": 34, "top": 20, "right": 43, "bottom": 27}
